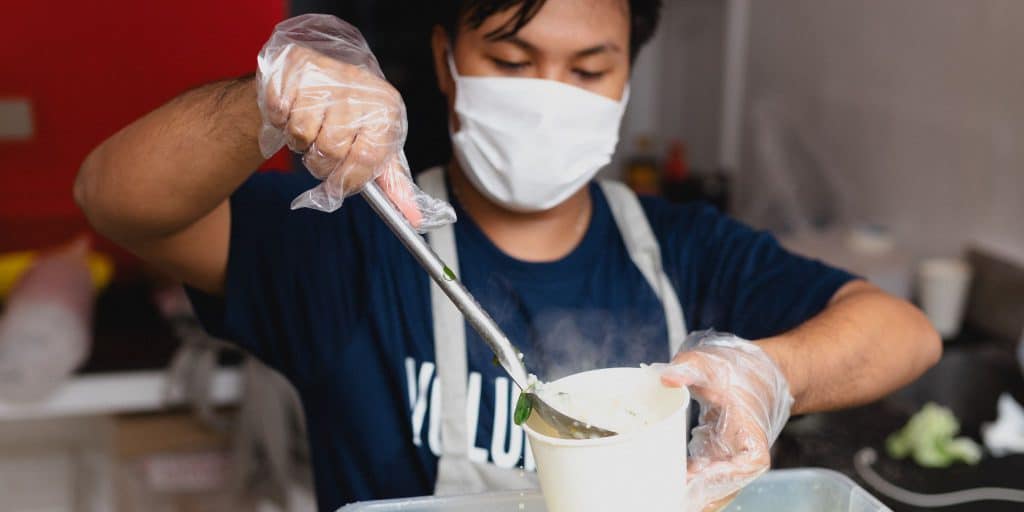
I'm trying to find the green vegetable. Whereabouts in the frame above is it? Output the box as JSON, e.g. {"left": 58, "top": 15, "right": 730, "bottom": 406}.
{"left": 944, "top": 438, "right": 983, "bottom": 465}
{"left": 514, "top": 393, "right": 533, "bottom": 426}
{"left": 885, "top": 402, "right": 983, "bottom": 468}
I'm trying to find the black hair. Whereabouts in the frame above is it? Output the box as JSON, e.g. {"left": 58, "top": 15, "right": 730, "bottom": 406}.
{"left": 435, "top": 0, "right": 662, "bottom": 60}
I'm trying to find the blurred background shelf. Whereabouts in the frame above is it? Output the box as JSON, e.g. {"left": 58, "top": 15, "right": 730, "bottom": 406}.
{"left": 0, "top": 368, "right": 241, "bottom": 422}
{"left": 0, "top": 278, "right": 243, "bottom": 422}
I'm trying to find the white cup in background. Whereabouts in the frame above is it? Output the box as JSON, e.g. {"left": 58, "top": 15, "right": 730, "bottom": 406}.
{"left": 917, "top": 258, "right": 973, "bottom": 339}
{"left": 523, "top": 368, "right": 689, "bottom": 512}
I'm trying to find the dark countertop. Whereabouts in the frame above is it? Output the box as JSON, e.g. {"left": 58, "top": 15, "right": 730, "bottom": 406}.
{"left": 81, "top": 280, "right": 181, "bottom": 373}
{"left": 774, "top": 333, "right": 1024, "bottom": 512}
{"left": 82, "top": 279, "right": 242, "bottom": 374}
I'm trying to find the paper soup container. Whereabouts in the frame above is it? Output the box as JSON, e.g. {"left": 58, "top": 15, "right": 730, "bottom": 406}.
{"left": 523, "top": 367, "right": 689, "bottom": 512}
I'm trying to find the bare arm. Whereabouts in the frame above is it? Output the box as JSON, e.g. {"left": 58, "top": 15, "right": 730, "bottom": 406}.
{"left": 76, "top": 27, "right": 419, "bottom": 294}
{"left": 75, "top": 77, "right": 262, "bottom": 293}
{"left": 757, "top": 280, "right": 942, "bottom": 414}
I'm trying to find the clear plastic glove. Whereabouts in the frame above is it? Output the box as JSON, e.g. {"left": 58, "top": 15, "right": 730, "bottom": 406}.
{"left": 654, "top": 331, "right": 794, "bottom": 512}
{"left": 256, "top": 14, "right": 455, "bottom": 230}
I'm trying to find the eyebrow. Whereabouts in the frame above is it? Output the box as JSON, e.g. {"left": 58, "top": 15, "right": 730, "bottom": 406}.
{"left": 495, "top": 35, "right": 623, "bottom": 58}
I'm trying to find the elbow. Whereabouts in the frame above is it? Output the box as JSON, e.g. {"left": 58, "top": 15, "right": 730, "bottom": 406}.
{"left": 915, "top": 309, "right": 943, "bottom": 371}
{"left": 75, "top": 146, "right": 116, "bottom": 239}
{"left": 925, "top": 325, "right": 943, "bottom": 368}
{"left": 73, "top": 153, "right": 94, "bottom": 215}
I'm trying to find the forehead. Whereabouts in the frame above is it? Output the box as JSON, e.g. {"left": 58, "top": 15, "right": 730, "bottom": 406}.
{"left": 467, "top": 0, "right": 630, "bottom": 48}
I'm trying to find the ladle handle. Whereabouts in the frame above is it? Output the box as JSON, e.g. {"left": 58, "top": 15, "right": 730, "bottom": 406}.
{"left": 361, "top": 181, "right": 530, "bottom": 389}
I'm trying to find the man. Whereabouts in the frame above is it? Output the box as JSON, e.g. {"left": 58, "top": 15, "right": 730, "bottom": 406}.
{"left": 75, "top": 1, "right": 941, "bottom": 510}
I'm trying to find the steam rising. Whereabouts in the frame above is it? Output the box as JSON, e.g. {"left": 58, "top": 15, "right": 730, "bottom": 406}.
{"left": 528, "top": 309, "right": 665, "bottom": 382}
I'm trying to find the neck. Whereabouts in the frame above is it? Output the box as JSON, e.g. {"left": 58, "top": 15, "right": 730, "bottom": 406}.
{"left": 448, "top": 162, "right": 592, "bottom": 262}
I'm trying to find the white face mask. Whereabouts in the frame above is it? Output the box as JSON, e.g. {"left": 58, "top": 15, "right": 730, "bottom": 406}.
{"left": 448, "top": 55, "right": 629, "bottom": 212}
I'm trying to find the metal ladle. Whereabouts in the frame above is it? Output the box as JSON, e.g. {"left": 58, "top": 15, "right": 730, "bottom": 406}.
{"left": 361, "top": 181, "right": 616, "bottom": 439}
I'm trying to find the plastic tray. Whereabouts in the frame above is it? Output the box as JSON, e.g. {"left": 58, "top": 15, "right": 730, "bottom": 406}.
{"left": 339, "top": 468, "right": 891, "bottom": 511}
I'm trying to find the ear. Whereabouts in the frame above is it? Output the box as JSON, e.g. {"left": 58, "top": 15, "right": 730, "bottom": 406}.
{"left": 430, "top": 26, "right": 454, "bottom": 100}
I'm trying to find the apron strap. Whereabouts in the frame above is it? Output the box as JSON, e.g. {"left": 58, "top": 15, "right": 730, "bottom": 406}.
{"left": 417, "top": 167, "right": 469, "bottom": 461}
{"left": 417, "top": 167, "right": 489, "bottom": 494}
{"left": 598, "top": 180, "right": 688, "bottom": 356}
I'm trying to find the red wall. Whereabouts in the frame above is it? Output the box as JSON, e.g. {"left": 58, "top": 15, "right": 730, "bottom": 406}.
{"left": 0, "top": 0, "right": 288, "bottom": 248}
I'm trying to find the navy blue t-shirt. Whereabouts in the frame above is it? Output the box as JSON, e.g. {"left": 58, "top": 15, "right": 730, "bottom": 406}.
{"left": 188, "top": 170, "right": 854, "bottom": 511}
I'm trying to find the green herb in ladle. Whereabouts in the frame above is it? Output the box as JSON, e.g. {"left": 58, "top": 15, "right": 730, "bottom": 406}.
{"left": 514, "top": 392, "right": 533, "bottom": 426}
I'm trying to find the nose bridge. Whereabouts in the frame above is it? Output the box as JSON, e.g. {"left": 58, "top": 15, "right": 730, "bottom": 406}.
{"left": 536, "top": 58, "right": 573, "bottom": 85}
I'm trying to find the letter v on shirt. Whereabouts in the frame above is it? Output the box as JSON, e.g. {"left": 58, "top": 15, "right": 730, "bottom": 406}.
{"left": 405, "top": 357, "right": 536, "bottom": 471}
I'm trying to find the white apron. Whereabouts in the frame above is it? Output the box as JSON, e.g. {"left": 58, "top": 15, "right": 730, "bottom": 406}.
{"left": 415, "top": 167, "right": 688, "bottom": 495}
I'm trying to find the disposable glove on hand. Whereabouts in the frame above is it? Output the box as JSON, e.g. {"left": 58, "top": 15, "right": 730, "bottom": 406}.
{"left": 257, "top": 14, "right": 455, "bottom": 230}
{"left": 655, "top": 331, "right": 794, "bottom": 512}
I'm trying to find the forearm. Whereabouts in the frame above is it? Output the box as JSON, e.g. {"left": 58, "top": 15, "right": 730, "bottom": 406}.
{"left": 757, "top": 280, "right": 942, "bottom": 415}
{"left": 75, "top": 76, "right": 264, "bottom": 244}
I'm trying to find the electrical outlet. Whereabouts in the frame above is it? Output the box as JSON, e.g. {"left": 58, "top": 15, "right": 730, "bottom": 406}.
{"left": 0, "top": 99, "right": 34, "bottom": 140}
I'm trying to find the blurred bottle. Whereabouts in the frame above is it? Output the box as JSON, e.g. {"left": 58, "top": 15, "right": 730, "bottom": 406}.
{"left": 0, "top": 237, "right": 96, "bottom": 402}
{"left": 661, "top": 139, "right": 731, "bottom": 212}
{"left": 624, "top": 135, "right": 661, "bottom": 196}
{"left": 661, "top": 140, "right": 691, "bottom": 203}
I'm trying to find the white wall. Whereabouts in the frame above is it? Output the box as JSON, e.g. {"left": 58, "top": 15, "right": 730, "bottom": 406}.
{"left": 739, "top": 0, "right": 1024, "bottom": 260}
{"left": 610, "top": 0, "right": 725, "bottom": 176}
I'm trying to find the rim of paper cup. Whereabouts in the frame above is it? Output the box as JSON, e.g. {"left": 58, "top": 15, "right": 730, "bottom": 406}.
{"left": 521, "top": 368, "right": 689, "bottom": 448}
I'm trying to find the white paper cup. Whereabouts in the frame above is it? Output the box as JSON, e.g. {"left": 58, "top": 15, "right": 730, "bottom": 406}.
{"left": 523, "top": 367, "right": 689, "bottom": 512}
{"left": 917, "top": 258, "right": 972, "bottom": 339}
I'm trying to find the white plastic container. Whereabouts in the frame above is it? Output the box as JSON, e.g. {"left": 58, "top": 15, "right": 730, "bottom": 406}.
{"left": 917, "top": 258, "right": 972, "bottom": 339}
{"left": 338, "top": 468, "right": 891, "bottom": 512}
{"left": 522, "top": 367, "right": 690, "bottom": 512}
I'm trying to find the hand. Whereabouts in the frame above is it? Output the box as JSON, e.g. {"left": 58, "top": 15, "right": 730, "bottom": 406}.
{"left": 256, "top": 14, "right": 454, "bottom": 229}
{"left": 655, "top": 331, "right": 794, "bottom": 512}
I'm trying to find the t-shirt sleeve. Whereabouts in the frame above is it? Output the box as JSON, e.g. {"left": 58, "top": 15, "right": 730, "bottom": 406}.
{"left": 185, "top": 170, "right": 360, "bottom": 385}
{"left": 658, "top": 202, "right": 858, "bottom": 340}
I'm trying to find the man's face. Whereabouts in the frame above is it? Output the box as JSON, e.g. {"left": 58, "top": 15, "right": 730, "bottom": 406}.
{"left": 432, "top": 0, "right": 632, "bottom": 118}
